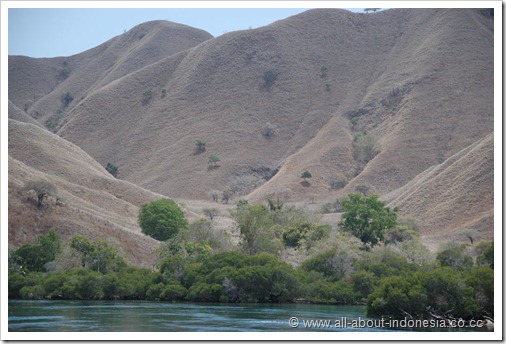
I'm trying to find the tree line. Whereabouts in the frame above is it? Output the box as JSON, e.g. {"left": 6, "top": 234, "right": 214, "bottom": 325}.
{"left": 9, "top": 193, "right": 494, "bottom": 325}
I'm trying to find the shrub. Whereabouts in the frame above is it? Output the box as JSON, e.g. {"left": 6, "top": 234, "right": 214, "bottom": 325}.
{"left": 263, "top": 70, "right": 278, "bottom": 87}
{"left": 208, "top": 155, "right": 220, "bottom": 168}
{"left": 209, "top": 190, "right": 220, "bottom": 202}
{"left": 262, "top": 122, "right": 278, "bottom": 138}
{"left": 301, "top": 249, "right": 354, "bottom": 281}
{"left": 282, "top": 222, "right": 330, "bottom": 249}
{"left": 436, "top": 243, "right": 474, "bottom": 270}
{"left": 24, "top": 181, "right": 58, "bottom": 208}
{"left": 231, "top": 204, "right": 281, "bottom": 255}
{"left": 143, "top": 89, "right": 153, "bottom": 99}
{"left": 327, "top": 175, "right": 347, "bottom": 189}
{"left": 58, "top": 61, "right": 71, "bottom": 80}
{"left": 195, "top": 140, "right": 206, "bottom": 154}
{"left": 320, "top": 66, "right": 329, "bottom": 78}
{"left": 203, "top": 208, "right": 219, "bottom": 220}
{"left": 138, "top": 199, "right": 188, "bottom": 241}
{"left": 61, "top": 92, "right": 74, "bottom": 108}
{"left": 221, "top": 189, "right": 233, "bottom": 204}
{"left": 105, "top": 163, "right": 119, "bottom": 177}
{"left": 385, "top": 225, "right": 419, "bottom": 244}
{"left": 301, "top": 171, "right": 312, "bottom": 180}
{"left": 352, "top": 132, "right": 380, "bottom": 165}
{"left": 45, "top": 109, "right": 65, "bottom": 132}
{"left": 476, "top": 241, "right": 494, "bottom": 268}
{"left": 301, "top": 171, "right": 312, "bottom": 186}
{"left": 266, "top": 194, "right": 284, "bottom": 212}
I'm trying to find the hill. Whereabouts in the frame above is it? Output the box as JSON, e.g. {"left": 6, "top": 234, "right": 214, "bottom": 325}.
{"left": 8, "top": 8, "right": 494, "bottom": 253}
{"left": 8, "top": 119, "right": 168, "bottom": 266}
{"left": 8, "top": 20, "right": 213, "bottom": 130}
{"left": 49, "top": 8, "right": 493, "bottom": 203}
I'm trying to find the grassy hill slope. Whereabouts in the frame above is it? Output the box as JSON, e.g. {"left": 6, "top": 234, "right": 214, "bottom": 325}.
{"left": 8, "top": 119, "right": 169, "bottom": 266}
{"left": 50, "top": 9, "right": 493, "bottom": 203}
{"left": 385, "top": 133, "right": 494, "bottom": 249}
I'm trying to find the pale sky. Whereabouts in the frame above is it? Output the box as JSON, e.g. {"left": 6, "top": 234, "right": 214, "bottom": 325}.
{"left": 8, "top": 8, "right": 366, "bottom": 58}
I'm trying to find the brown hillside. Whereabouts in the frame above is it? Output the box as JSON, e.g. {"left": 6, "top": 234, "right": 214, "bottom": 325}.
{"left": 8, "top": 100, "right": 44, "bottom": 128}
{"left": 384, "top": 133, "right": 494, "bottom": 249}
{"left": 8, "top": 8, "right": 494, "bottom": 254}
{"left": 8, "top": 20, "right": 212, "bottom": 129}
{"left": 46, "top": 8, "right": 493, "bottom": 203}
{"left": 8, "top": 119, "right": 174, "bottom": 266}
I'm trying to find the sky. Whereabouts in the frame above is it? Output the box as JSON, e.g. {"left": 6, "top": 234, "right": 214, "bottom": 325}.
{"left": 8, "top": 7, "right": 365, "bottom": 58}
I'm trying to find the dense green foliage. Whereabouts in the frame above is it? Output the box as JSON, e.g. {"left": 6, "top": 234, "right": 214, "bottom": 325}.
{"left": 10, "top": 229, "right": 60, "bottom": 272}
{"left": 340, "top": 193, "right": 397, "bottom": 248}
{"left": 9, "top": 196, "right": 494, "bottom": 324}
{"left": 138, "top": 199, "right": 188, "bottom": 241}
{"left": 282, "top": 222, "right": 329, "bottom": 249}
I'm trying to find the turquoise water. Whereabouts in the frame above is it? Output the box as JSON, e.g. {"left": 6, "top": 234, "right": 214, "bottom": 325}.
{"left": 9, "top": 300, "right": 387, "bottom": 332}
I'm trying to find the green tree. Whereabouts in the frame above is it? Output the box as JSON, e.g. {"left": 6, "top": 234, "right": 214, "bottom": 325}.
{"left": 11, "top": 229, "right": 61, "bottom": 272}
{"left": 37, "top": 229, "right": 61, "bottom": 264}
{"left": 69, "top": 236, "right": 123, "bottom": 273}
{"left": 339, "top": 193, "right": 397, "bottom": 249}
{"left": 138, "top": 199, "right": 188, "bottom": 241}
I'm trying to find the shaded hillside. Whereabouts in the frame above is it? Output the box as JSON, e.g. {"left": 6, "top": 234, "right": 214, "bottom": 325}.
{"left": 8, "top": 119, "right": 172, "bottom": 266}
{"left": 8, "top": 20, "right": 212, "bottom": 129}
{"left": 40, "top": 8, "right": 494, "bottom": 203}
{"left": 8, "top": 100, "right": 44, "bottom": 128}
{"left": 385, "top": 133, "right": 494, "bottom": 249}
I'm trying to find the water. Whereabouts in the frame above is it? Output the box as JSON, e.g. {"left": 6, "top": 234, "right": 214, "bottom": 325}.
{"left": 9, "top": 300, "right": 384, "bottom": 332}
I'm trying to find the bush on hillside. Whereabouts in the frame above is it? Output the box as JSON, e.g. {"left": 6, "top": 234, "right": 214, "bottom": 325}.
{"left": 105, "top": 163, "right": 119, "bottom": 177}
{"left": 263, "top": 70, "right": 278, "bottom": 88}
{"left": 138, "top": 199, "right": 188, "bottom": 241}
{"left": 24, "top": 181, "right": 58, "bottom": 208}
{"left": 61, "top": 92, "right": 74, "bottom": 108}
